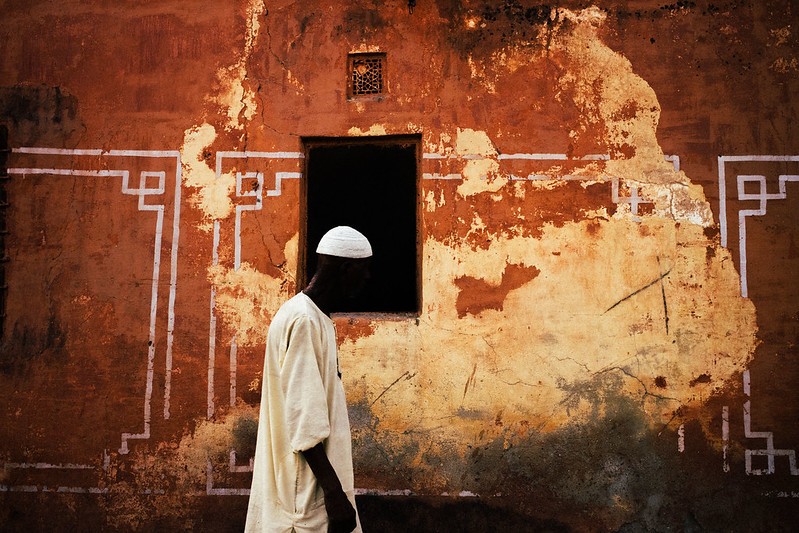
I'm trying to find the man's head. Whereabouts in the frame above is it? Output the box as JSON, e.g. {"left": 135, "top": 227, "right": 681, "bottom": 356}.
{"left": 316, "top": 226, "right": 372, "bottom": 259}
{"left": 311, "top": 226, "right": 372, "bottom": 301}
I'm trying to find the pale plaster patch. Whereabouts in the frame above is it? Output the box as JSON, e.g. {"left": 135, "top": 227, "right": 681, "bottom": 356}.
{"left": 644, "top": 182, "right": 715, "bottom": 226}
{"left": 551, "top": 8, "right": 683, "bottom": 187}
{"left": 354, "top": 10, "right": 752, "bottom": 453}
{"left": 454, "top": 128, "right": 506, "bottom": 196}
{"left": 351, "top": 44, "right": 382, "bottom": 53}
{"left": 467, "top": 56, "right": 496, "bottom": 93}
{"left": 347, "top": 124, "right": 388, "bottom": 136}
{"left": 213, "top": 65, "right": 258, "bottom": 129}
{"left": 209, "top": 262, "right": 291, "bottom": 347}
{"left": 181, "top": 123, "right": 235, "bottom": 223}
{"left": 424, "top": 189, "right": 445, "bottom": 212}
{"left": 344, "top": 5, "right": 757, "bottom": 455}
{"left": 206, "top": 0, "right": 264, "bottom": 130}
{"left": 175, "top": 404, "right": 260, "bottom": 481}
{"left": 426, "top": 132, "right": 453, "bottom": 156}
{"left": 342, "top": 219, "right": 756, "bottom": 445}
{"left": 455, "top": 128, "right": 496, "bottom": 157}
{"left": 457, "top": 158, "right": 503, "bottom": 197}
{"left": 207, "top": 234, "right": 298, "bottom": 347}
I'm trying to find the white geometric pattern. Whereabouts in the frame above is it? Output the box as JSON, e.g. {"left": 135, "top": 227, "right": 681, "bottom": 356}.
{"left": 3, "top": 147, "right": 182, "bottom": 493}
{"left": 743, "top": 370, "right": 799, "bottom": 475}
{"left": 717, "top": 155, "right": 799, "bottom": 297}
{"left": 423, "top": 152, "right": 680, "bottom": 215}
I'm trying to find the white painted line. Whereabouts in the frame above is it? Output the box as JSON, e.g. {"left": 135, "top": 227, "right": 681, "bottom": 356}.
{"left": 230, "top": 336, "right": 238, "bottom": 408}
{"left": 742, "top": 370, "right": 799, "bottom": 475}
{"left": 422, "top": 173, "right": 462, "bottom": 180}
{"left": 509, "top": 174, "right": 550, "bottom": 181}
{"left": 216, "top": 150, "right": 304, "bottom": 159}
{"left": 722, "top": 405, "right": 730, "bottom": 472}
{"left": 721, "top": 155, "right": 799, "bottom": 163}
{"left": 0, "top": 485, "right": 40, "bottom": 492}
{"left": 8, "top": 168, "right": 120, "bottom": 177}
{"left": 120, "top": 183, "right": 165, "bottom": 454}
{"left": 718, "top": 156, "right": 729, "bottom": 248}
{"left": 106, "top": 149, "right": 181, "bottom": 158}
{"left": 3, "top": 462, "right": 94, "bottom": 470}
{"left": 496, "top": 153, "right": 569, "bottom": 160}
{"left": 13, "top": 147, "right": 104, "bottom": 156}
{"left": 664, "top": 154, "right": 680, "bottom": 172}
{"left": 611, "top": 178, "right": 649, "bottom": 215}
{"left": 208, "top": 287, "right": 217, "bottom": 420}
{"left": 208, "top": 220, "right": 221, "bottom": 420}
{"left": 9, "top": 150, "right": 180, "bottom": 455}
{"left": 164, "top": 154, "right": 182, "bottom": 420}
{"left": 211, "top": 153, "right": 304, "bottom": 421}
{"left": 354, "top": 488, "right": 415, "bottom": 496}
{"left": 0, "top": 485, "right": 108, "bottom": 493}
{"left": 234, "top": 171, "right": 264, "bottom": 271}
{"left": 229, "top": 450, "right": 253, "bottom": 473}
{"left": 206, "top": 459, "right": 251, "bottom": 496}
{"left": 733, "top": 173, "right": 799, "bottom": 297}
{"left": 266, "top": 171, "right": 301, "bottom": 197}
{"left": 718, "top": 155, "right": 799, "bottom": 250}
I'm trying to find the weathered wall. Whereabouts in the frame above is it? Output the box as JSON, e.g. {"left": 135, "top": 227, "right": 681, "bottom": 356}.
{"left": 1, "top": 1, "right": 798, "bottom": 531}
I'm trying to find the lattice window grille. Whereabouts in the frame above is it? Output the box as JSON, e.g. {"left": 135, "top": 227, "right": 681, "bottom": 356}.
{"left": 350, "top": 55, "right": 384, "bottom": 96}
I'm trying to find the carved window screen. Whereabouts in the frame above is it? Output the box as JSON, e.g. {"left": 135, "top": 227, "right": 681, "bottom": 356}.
{"left": 349, "top": 53, "right": 385, "bottom": 97}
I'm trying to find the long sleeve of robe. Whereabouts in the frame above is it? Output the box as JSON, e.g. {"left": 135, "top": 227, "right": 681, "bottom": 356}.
{"left": 245, "top": 292, "right": 362, "bottom": 533}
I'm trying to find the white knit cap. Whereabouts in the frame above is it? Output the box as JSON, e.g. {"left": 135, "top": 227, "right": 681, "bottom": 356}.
{"left": 316, "top": 226, "right": 372, "bottom": 258}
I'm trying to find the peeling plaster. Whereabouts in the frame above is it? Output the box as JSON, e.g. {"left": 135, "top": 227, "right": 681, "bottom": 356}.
{"left": 180, "top": 122, "right": 234, "bottom": 225}
{"left": 455, "top": 128, "right": 504, "bottom": 197}
{"left": 551, "top": 8, "right": 678, "bottom": 186}
{"left": 348, "top": 124, "right": 388, "bottom": 136}
{"left": 4, "top": 1, "right": 794, "bottom": 528}
{"left": 207, "top": 0, "right": 264, "bottom": 130}
{"left": 208, "top": 233, "right": 298, "bottom": 346}
{"left": 334, "top": 9, "right": 760, "bottom": 499}
{"left": 341, "top": 217, "right": 756, "bottom": 489}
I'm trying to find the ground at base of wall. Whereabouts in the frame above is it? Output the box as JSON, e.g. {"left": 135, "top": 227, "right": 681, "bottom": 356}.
{"left": 2, "top": 492, "right": 799, "bottom": 532}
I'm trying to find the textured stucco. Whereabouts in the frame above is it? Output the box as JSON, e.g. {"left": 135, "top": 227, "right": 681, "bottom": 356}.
{"left": 1, "top": 0, "right": 798, "bottom": 530}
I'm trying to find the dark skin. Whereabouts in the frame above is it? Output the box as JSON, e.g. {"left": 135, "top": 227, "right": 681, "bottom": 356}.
{"left": 300, "top": 253, "right": 370, "bottom": 533}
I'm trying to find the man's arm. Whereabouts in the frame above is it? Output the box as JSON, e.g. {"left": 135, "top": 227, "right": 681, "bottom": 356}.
{"left": 301, "top": 443, "right": 357, "bottom": 533}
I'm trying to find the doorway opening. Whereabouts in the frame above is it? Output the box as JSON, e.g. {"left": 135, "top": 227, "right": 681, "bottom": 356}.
{"left": 302, "top": 136, "right": 420, "bottom": 314}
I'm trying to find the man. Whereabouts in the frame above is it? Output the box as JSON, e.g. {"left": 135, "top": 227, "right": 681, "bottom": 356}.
{"left": 245, "top": 226, "right": 371, "bottom": 533}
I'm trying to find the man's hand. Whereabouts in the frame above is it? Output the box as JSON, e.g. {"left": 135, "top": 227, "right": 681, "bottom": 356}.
{"left": 323, "top": 486, "right": 356, "bottom": 533}
{"left": 301, "top": 443, "right": 357, "bottom": 533}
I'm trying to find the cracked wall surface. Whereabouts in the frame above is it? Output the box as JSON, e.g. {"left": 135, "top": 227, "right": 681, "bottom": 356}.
{"left": 1, "top": 0, "right": 798, "bottom": 530}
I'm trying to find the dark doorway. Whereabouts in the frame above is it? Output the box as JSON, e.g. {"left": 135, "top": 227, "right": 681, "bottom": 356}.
{"left": 303, "top": 136, "right": 419, "bottom": 314}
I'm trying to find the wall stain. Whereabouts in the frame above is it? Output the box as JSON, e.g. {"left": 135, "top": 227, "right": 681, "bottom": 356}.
{"left": 454, "top": 263, "right": 540, "bottom": 318}
{"left": 349, "top": 371, "right": 785, "bottom": 531}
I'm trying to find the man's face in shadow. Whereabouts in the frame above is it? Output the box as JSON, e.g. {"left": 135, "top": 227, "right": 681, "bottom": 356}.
{"left": 340, "top": 257, "right": 371, "bottom": 300}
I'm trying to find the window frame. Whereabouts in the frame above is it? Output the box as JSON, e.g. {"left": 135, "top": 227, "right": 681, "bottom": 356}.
{"left": 299, "top": 134, "right": 422, "bottom": 317}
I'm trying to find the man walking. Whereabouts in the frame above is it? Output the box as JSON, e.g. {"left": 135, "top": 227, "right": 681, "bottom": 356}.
{"left": 245, "top": 226, "right": 371, "bottom": 533}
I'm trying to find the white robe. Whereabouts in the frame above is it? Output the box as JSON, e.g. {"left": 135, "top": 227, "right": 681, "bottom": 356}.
{"left": 245, "top": 292, "right": 362, "bottom": 533}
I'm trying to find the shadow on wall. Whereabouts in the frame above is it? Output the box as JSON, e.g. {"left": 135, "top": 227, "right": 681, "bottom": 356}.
{"left": 357, "top": 495, "right": 570, "bottom": 533}
{"left": 350, "top": 370, "right": 799, "bottom": 532}
{"left": 0, "top": 85, "right": 83, "bottom": 148}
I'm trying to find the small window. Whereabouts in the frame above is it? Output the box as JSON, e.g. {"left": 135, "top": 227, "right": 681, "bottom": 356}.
{"left": 302, "top": 136, "right": 419, "bottom": 314}
{"left": 348, "top": 53, "right": 385, "bottom": 97}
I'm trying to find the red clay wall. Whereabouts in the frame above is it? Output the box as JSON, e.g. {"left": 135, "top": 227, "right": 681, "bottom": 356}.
{"left": 1, "top": 1, "right": 798, "bottom": 530}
